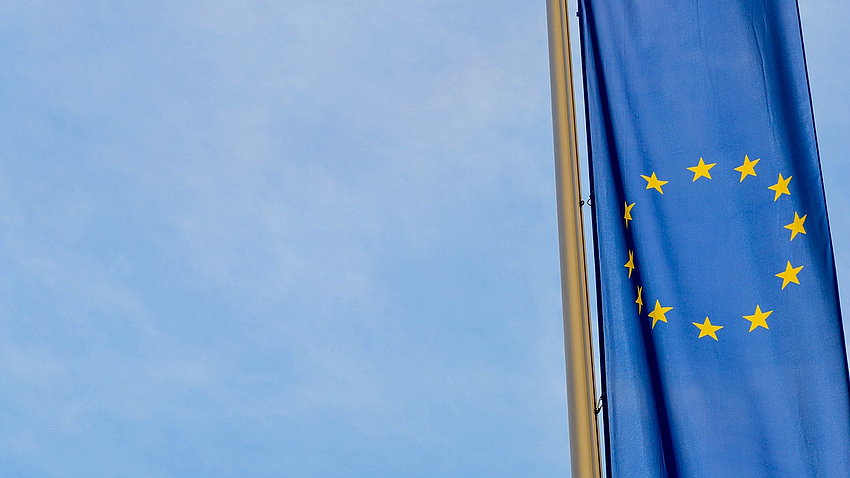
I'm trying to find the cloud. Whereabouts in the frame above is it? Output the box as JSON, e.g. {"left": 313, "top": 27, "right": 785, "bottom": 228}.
{"left": 0, "top": 1, "right": 572, "bottom": 476}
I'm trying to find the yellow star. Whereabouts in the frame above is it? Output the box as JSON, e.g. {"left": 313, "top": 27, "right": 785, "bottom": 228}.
{"left": 693, "top": 317, "right": 723, "bottom": 341}
{"left": 743, "top": 305, "right": 773, "bottom": 332}
{"left": 776, "top": 261, "right": 803, "bottom": 289}
{"left": 648, "top": 300, "right": 673, "bottom": 329}
{"left": 768, "top": 173, "right": 792, "bottom": 201}
{"left": 624, "top": 201, "right": 635, "bottom": 228}
{"left": 784, "top": 212, "right": 807, "bottom": 241}
{"left": 636, "top": 286, "right": 643, "bottom": 314}
{"left": 733, "top": 155, "right": 760, "bottom": 182}
{"left": 640, "top": 172, "right": 668, "bottom": 194}
{"left": 624, "top": 250, "right": 635, "bottom": 278}
{"left": 686, "top": 157, "right": 716, "bottom": 181}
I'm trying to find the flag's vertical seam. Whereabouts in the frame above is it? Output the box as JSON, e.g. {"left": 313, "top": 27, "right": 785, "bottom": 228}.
{"left": 575, "top": 0, "right": 612, "bottom": 475}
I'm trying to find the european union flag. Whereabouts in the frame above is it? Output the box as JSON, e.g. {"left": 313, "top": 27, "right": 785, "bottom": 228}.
{"left": 578, "top": 0, "right": 850, "bottom": 475}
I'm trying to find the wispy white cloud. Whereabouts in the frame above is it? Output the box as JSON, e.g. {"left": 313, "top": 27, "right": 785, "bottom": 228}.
{"left": 0, "top": 1, "right": 572, "bottom": 476}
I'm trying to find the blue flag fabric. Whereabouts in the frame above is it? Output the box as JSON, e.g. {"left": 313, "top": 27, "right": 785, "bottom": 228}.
{"left": 578, "top": 0, "right": 850, "bottom": 475}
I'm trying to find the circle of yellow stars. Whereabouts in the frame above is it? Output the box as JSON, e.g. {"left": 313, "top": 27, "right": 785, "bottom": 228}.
{"left": 623, "top": 155, "right": 807, "bottom": 341}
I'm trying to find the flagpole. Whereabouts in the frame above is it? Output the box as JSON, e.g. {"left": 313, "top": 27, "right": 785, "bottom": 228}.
{"left": 545, "top": 1, "right": 602, "bottom": 477}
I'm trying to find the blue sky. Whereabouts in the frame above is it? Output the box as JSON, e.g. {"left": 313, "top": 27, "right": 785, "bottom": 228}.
{"left": 0, "top": 1, "right": 846, "bottom": 476}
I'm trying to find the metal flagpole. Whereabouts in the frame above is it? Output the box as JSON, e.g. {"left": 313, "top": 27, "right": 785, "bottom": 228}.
{"left": 545, "top": 0, "right": 602, "bottom": 477}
